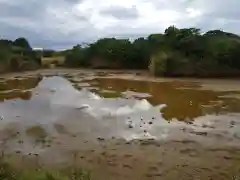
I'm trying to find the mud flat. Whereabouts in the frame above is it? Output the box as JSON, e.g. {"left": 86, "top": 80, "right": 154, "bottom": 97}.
{"left": 0, "top": 69, "right": 240, "bottom": 180}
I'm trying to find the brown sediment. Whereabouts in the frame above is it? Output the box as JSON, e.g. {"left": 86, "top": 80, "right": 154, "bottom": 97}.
{"left": 3, "top": 138, "right": 240, "bottom": 180}
{"left": 0, "top": 76, "right": 42, "bottom": 91}
{"left": 0, "top": 76, "right": 42, "bottom": 101}
{"left": 0, "top": 90, "right": 32, "bottom": 101}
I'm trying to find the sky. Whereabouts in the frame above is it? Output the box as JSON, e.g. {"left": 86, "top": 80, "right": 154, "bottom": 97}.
{"left": 0, "top": 0, "right": 239, "bottom": 49}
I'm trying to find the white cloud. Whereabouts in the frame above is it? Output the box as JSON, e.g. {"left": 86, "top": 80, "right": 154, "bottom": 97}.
{"left": 0, "top": 0, "right": 239, "bottom": 49}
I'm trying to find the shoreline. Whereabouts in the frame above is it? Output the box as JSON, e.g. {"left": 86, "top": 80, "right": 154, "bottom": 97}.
{"left": 2, "top": 67, "right": 240, "bottom": 79}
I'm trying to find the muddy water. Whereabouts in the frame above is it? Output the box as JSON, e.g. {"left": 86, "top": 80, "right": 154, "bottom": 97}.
{"left": 0, "top": 70, "right": 240, "bottom": 180}
{"left": 0, "top": 76, "right": 42, "bottom": 101}
{"left": 90, "top": 78, "right": 240, "bottom": 121}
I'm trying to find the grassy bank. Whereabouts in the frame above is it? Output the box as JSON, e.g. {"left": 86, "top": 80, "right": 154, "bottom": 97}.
{"left": 0, "top": 158, "right": 92, "bottom": 180}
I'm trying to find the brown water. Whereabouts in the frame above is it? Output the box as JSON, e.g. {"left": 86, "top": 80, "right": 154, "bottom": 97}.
{"left": 0, "top": 76, "right": 42, "bottom": 101}
{"left": 0, "top": 70, "right": 240, "bottom": 180}
{"left": 89, "top": 78, "right": 240, "bottom": 121}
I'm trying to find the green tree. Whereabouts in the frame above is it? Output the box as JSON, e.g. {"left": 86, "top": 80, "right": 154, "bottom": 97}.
{"left": 13, "top": 38, "right": 31, "bottom": 49}
{"left": 61, "top": 25, "right": 240, "bottom": 77}
{"left": 65, "top": 45, "right": 89, "bottom": 67}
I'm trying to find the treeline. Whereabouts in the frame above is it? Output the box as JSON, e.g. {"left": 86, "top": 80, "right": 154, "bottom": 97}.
{"left": 64, "top": 26, "right": 240, "bottom": 77}
{"left": 2, "top": 26, "right": 240, "bottom": 77}
{"left": 0, "top": 38, "right": 40, "bottom": 73}
{"left": 64, "top": 38, "right": 150, "bottom": 69}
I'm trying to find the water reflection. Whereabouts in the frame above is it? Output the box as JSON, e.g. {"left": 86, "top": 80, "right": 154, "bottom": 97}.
{"left": 91, "top": 78, "right": 240, "bottom": 121}
{"left": 0, "top": 76, "right": 168, "bottom": 143}
{"left": 1, "top": 75, "right": 240, "bottom": 123}
{"left": 0, "top": 75, "right": 239, "bottom": 147}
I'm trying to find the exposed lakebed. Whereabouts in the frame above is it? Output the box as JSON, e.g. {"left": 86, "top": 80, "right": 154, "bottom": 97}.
{"left": 0, "top": 69, "right": 240, "bottom": 180}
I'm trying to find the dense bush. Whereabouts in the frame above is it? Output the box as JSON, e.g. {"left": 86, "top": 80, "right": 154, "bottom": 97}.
{"left": 64, "top": 45, "right": 90, "bottom": 67}
{"left": 64, "top": 38, "right": 150, "bottom": 69}
{"left": 63, "top": 26, "right": 240, "bottom": 77}
{"left": 0, "top": 38, "right": 40, "bottom": 73}
{"left": 2, "top": 26, "right": 240, "bottom": 77}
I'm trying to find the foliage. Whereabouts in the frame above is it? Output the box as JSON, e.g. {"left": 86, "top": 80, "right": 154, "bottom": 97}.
{"left": 149, "top": 26, "right": 240, "bottom": 77}
{"left": 42, "top": 49, "right": 55, "bottom": 57}
{"left": 13, "top": 38, "right": 31, "bottom": 50}
{"left": 65, "top": 45, "right": 89, "bottom": 67}
{"left": 0, "top": 38, "right": 39, "bottom": 73}
{"left": 64, "top": 38, "right": 151, "bottom": 69}
{"left": 1, "top": 26, "right": 240, "bottom": 77}
{"left": 63, "top": 26, "right": 240, "bottom": 76}
{"left": 0, "top": 160, "right": 92, "bottom": 180}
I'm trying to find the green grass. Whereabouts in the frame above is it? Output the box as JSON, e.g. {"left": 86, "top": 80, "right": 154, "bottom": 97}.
{"left": 0, "top": 158, "right": 92, "bottom": 180}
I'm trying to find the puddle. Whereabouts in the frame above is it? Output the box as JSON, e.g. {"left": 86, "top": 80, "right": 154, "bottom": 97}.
{"left": 0, "top": 73, "right": 239, "bottom": 150}
{"left": 92, "top": 78, "right": 240, "bottom": 121}
{"left": 0, "top": 76, "right": 42, "bottom": 91}
{"left": 0, "top": 76, "right": 42, "bottom": 101}
{"left": 0, "top": 71, "right": 240, "bottom": 180}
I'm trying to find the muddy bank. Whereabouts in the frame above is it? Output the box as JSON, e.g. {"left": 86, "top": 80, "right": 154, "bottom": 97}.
{"left": 4, "top": 138, "right": 240, "bottom": 180}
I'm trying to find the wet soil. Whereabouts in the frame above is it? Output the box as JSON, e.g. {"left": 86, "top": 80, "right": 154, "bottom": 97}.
{"left": 0, "top": 69, "right": 239, "bottom": 180}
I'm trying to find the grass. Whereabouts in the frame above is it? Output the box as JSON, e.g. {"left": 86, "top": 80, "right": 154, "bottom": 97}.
{"left": 0, "top": 123, "right": 92, "bottom": 180}
{"left": 0, "top": 158, "right": 92, "bottom": 180}
{"left": 0, "top": 125, "right": 92, "bottom": 180}
{"left": 0, "top": 138, "right": 92, "bottom": 180}
{"left": 25, "top": 125, "right": 49, "bottom": 144}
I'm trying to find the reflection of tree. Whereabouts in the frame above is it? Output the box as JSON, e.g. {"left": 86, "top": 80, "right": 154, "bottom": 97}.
{"left": 95, "top": 78, "right": 238, "bottom": 121}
